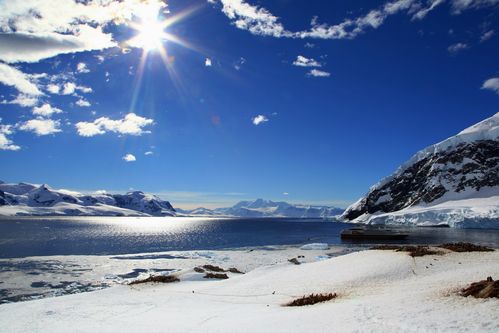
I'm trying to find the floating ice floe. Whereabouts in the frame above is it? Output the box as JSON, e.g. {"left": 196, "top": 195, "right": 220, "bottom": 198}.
{"left": 300, "top": 243, "right": 329, "bottom": 250}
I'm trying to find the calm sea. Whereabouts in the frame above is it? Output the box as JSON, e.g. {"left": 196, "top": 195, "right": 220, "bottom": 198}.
{"left": 0, "top": 217, "right": 498, "bottom": 258}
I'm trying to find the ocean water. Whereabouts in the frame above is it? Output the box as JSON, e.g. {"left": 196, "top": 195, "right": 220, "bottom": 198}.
{"left": 1, "top": 216, "right": 498, "bottom": 258}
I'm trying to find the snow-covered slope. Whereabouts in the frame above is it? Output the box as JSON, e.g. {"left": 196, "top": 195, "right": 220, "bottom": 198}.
{"left": 342, "top": 112, "right": 499, "bottom": 228}
{"left": 0, "top": 183, "right": 176, "bottom": 217}
{"left": 180, "top": 199, "right": 344, "bottom": 218}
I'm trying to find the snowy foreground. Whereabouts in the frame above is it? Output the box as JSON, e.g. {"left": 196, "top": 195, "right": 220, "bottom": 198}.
{"left": 1, "top": 247, "right": 498, "bottom": 332}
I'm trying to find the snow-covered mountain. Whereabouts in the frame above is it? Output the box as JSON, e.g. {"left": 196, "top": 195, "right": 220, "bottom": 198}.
{"left": 341, "top": 112, "right": 499, "bottom": 228}
{"left": 179, "top": 199, "right": 344, "bottom": 218}
{"left": 0, "top": 183, "right": 176, "bottom": 217}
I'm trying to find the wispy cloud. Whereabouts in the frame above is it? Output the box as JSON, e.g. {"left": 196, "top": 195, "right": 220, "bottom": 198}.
{"left": 482, "top": 77, "right": 499, "bottom": 94}
{"left": 307, "top": 69, "right": 330, "bottom": 77}
{"left": 76, "top": 98, "right": 91, "bottom": 107}
{"left": 76, "top": 62, "right": 90, "bottom": 74}
{"left": 122, "top": 153, "right": 136, "bottom": 162}
{"left": 234, "top": 57, "right": 246, "bottom": 70}
{"left": 450, "top": 0, "right": 499, "bottom": 14}
{"left": 0, "top": 119, "right": 20, "bottom": 151}
{"left": 75, "top": 113, "right": 154, "bottom": 137}
{"left": 447, "top": 42, "right": 468, "bottom": 53}
{"left": 1, "top": 94, "right": 38, "bottom": 107}
{"left": 212, "top": 0, "right": 494, "bottom": 41}
{"left": 480, "top": 29, "right": 495, "bottom": 42}
{"left": 292, "top": 55, "right": 322, "bottom": 67}
{"left": 411, "top": 0, "right": 445, "bottom": 20}
{"left": 0, "top": 29, "right": 115, "bottom": 64}
{"left": 213, "top": 0, "right": 415, "bottom": 40}
{"left": 252, "top": 114, "right": 268, "bottom": 125}
{"left": 0, "top": 63, "right": 42, "bottom": 96}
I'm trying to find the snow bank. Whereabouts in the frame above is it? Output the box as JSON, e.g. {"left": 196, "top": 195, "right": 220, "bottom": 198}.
{"left": 1, "top": 249, "right": 498, "bottom": 332}
{"left": 353, "top": 195, "right": 499, "bottom": 229}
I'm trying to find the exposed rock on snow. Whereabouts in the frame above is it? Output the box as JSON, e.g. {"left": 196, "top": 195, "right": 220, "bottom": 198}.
{"left": 342, "top": 113, "right": 499, "bottom": 228}
{"left": 0, "top": 182, "right": 176, "bottom": 217}
{"left": 0, "top": 249, "right": 498, "bottom": 332}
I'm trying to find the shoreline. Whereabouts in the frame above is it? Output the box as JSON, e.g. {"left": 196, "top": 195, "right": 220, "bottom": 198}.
{"left": 1, "top": 244, "right": 498, "bottom": 332}
{"left": 0, "top": 244, "right": 361, "bottom": 304}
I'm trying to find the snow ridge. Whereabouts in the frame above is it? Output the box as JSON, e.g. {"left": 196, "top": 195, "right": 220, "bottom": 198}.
{"left": 0, "top": 183, "right": 176, "bottom": 217}
{"left": 342, "top": 113, "right": 499, "bottom": 228}
{"left": 178, "top": 199, "right": 344, "bottom": 218}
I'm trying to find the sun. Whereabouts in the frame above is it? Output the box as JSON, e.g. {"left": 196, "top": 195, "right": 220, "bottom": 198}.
{"left": 133, "top": 20, "right": 166, "bottom": 51}
{"left": 127, "top": 2, "right": 169, "bottom": 52}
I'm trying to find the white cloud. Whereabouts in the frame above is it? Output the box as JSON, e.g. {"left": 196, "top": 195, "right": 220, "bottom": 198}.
{"left": 76, "top": 98, "right": 91, "bottom": 107}
{"left": 450, "top": 0, "right": 499, "bottom": 13}
{"left": 77, "top": 62, "right": 90, "bottom": 74}
{"left": 0, "top": 119, "right": 20, "bottom": 151}
{"left": 74, "top": 122, "right": 104, "bottom": 137}
{"left": 0, "top": 63, "right": 42, "bottom": 96}
{"left": 0, "top": 0, "right": 164, "bottom": 63}
{"left": 304, "top": 42, "right": 315, "bottom": 48}
{"left": 77, "top": 85, "right": 93, "bottom": 94}
{"left": 252, "top": 114, "right": 268, "bottom": 125}
{"left": 205, "top": 58, "right": 212, "bottom": 66}
{"left": 0, "top": 28, "right": 116, "bottom": 64}
{"left": 2, "top": 94, "right": 38, "bottom": 107}
{"left": 283, "top": 192, "right": 289, "bottom": 195}
{"left": 96, "top": 55, "right": 106, "bottom": 63}
{"left": 46, "top": 84, "right": 60, "bottom": 94}
{"left": 411, "top": 0, "right": 445, "bottom": 20}
{"left": 234, "top": 57, "right": 246, "bottom": 70}
{"left": 307, "top": 69, "right": 330, "bottom": 77}
{"left": 32, "top": 103, "right": 62, "bottom": 117}
{"left": 214, "top": 0, "right": 495, "bottom": 41}
{"left": 219, "top": 0, "right": 291, "bottom": 38}
{"left": 52, "top": 82, "right": 93, "bottom": 95}
{"left": 18, "top": 118, "right": 61, "bottom": 136}
{"left": 62, "top": 82, "right": 76, "bottom": 95}
{"left": 215, "top": 0, "right": 414, "bottom": 40}
{"left": 75, "top": 113, "right": 154, "bottom": 137}
{"left": 480, "top": 30, "right": 495, "bottom": 42}
{"left": 448, "top": 42, "right": 468, "bottom": 53}
{"left": 293, "top": 55, "right": 322, "bottom": 67}
{"left": 145, "top": 151, "right": 154, "bottom": 155}
{"left": 123, "top": 153, "right": 136, "bottom": 162}
{"left": 482, "top": 77, "right": 499, "bottom": 94}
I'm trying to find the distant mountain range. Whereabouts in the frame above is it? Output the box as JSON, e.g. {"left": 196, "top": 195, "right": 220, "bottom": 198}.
{"left": 0, "top": 183, "right": 343, "bottom": 218}
{"left": 341, "top": 112, "right": 499, "bottom": 228}
{"left": 176, "top": 199, "right": 344, "bottom": 218}
{"left": 0, "top": 182, "right": 175, "bottom": 217}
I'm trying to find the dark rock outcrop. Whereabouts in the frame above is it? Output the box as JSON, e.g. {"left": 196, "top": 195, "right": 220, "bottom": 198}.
{"left": 343, "top": 140, "right": 498, "bottom": 220}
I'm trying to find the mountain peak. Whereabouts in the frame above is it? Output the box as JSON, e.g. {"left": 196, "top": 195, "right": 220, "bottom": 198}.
{"left": 342, "top": 113, "right": 499, "bottom": 227}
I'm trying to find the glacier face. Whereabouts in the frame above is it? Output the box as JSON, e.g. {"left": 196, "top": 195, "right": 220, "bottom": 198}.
{"left": 342, "top": 112, "right": 499, "bottom": 228}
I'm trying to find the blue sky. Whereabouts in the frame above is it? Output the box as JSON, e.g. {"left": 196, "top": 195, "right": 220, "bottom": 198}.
{"left": 0, "top": 0, "right": 498, "bottom": 208}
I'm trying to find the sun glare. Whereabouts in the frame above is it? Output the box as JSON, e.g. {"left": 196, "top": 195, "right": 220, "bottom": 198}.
{"left": 128, "top": 3, "right": 168, "bottom": 52}
{"left": 134, "top": 20, "right": 166, "bottom": 51}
